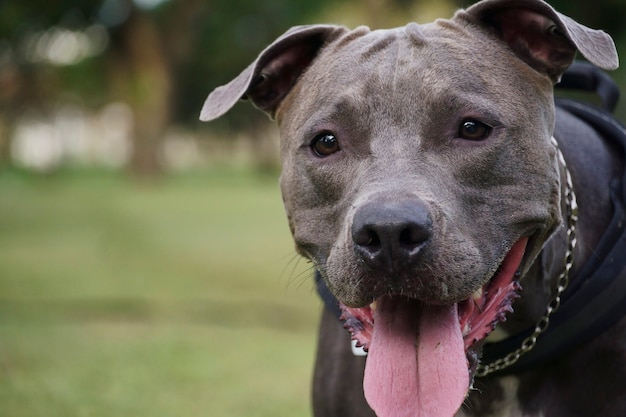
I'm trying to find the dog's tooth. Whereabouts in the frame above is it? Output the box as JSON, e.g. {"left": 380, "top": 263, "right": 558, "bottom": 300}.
{"left": 370, "top": 300, "right": 378, "bottom": 311}
{"left": 351, "top": 339, "right": 368, "bottom": 356}
{"left": 472, "top": 288, "right": 483, "bottom": 301}
{"left": 463, "top": 323, "right": 471, "bottom": 337}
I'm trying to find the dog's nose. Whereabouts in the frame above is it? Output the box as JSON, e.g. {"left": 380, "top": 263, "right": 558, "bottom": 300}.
{"left": 351, "top": 199, "right": 432, "bottom": 273}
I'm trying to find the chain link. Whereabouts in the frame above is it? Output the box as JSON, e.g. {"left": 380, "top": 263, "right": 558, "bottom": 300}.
{"left": 475, "top": 137, "right": 578, "bottom": 377}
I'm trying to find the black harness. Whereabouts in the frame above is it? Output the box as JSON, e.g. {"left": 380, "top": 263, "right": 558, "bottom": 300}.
{"left": 314, "top": 62, "right": 626, "bottom": 374}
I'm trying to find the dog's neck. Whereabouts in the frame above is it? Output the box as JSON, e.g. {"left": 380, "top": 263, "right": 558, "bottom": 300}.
{"left": 476, "top": 137, "right": 578, "bottom": 377}
{"left": 481, "top": 102, "right": 626, "bottom": 377}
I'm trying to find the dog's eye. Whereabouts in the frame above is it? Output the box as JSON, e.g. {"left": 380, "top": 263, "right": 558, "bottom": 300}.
{"left": 311, "top": 133, "right": 340, "bottom": 157}
{"left": 458, "top": 119, "right": 491, "bottom": 141}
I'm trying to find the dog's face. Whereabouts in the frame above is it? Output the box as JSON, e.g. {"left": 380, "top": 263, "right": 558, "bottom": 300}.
{"left": 200, "top": 0, "right": 617, "bottom": 415}
{"left": 278, "top": 21, "right": 561, "bottom": 308}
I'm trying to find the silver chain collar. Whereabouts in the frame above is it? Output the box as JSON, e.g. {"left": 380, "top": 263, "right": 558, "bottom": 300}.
{"left": 476, "top": 137, "right": 579, "bottom": 377}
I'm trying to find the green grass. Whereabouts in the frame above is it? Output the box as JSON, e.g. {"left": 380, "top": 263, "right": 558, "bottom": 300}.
{"left": 0, "top": 168, "right": 321, "bottom": 417}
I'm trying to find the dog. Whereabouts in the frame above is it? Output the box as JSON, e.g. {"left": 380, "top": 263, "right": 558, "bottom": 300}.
{"left": 200, "top": 0, "right": 626, "bottom": 415}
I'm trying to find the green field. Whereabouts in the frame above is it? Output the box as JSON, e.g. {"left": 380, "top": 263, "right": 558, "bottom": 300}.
{"left": 0, "top": 168, "right": 321, "bottom": 417}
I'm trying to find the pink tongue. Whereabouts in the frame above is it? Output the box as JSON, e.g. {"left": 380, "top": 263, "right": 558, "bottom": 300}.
{"left": 363, "top": 297, "right": 469, "bottom": 417}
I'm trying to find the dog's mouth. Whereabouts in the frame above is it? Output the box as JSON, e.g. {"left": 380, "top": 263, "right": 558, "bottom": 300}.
{"left": 339, "top": 237, "right": 528, "bottom": 417}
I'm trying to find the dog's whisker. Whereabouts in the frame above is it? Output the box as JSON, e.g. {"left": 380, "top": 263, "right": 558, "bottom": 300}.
{"left": 283, "top": 255, "right": 317, "bottom": 290}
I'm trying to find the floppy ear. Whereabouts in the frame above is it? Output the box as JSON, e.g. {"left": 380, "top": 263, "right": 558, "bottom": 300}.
{"left": 462, "top": 0, "right": 618, "bottom": 81}
{"left": 200, "top": 25, "right": 347, "bottom": 122}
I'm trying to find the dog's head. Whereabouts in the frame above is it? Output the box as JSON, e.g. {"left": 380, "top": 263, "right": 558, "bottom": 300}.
{"left": 201, "top": 0, "right": 617, "bottom": 415}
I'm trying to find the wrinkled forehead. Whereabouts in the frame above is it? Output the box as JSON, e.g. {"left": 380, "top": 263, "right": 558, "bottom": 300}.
{"left": 317, "top": 20, "right": 531, "bottom": 96}
{"left": 282, "top": 19, "right": 552, "bottom": 127}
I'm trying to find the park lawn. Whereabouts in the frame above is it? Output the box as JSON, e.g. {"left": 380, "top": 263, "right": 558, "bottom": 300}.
{"left": 0, "top": 168, "right": 321, "bottom": 417}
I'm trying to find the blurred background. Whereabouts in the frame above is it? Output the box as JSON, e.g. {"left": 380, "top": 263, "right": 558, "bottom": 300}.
{"left": 1, "top": 1, "right": 625, "bottom": 416}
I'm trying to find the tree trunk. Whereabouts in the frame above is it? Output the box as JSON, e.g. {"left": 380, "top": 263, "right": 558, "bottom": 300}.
{"left": 108, "top": 5, "right": 172, "bottom": 178}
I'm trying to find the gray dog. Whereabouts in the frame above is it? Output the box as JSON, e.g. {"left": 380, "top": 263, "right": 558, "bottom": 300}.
{"left": 200, "top": 0, "right": 626, "bottom": 415}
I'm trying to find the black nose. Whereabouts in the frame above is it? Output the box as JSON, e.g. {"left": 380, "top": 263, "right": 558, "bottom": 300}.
{"left": 351, "top": 199, "right": 432, "bottom": 273}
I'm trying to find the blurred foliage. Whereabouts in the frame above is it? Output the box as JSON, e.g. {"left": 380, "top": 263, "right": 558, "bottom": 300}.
{"left": 0, "top": 0, "right": 351, "bottom": 129}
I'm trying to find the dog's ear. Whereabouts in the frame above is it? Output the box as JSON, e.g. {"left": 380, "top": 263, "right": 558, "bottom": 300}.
{"left": 200, "top": 25, "right": 347, "bottom": 121}
{"left": 463, "top": 0, "right": 618, "bottom": 81}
